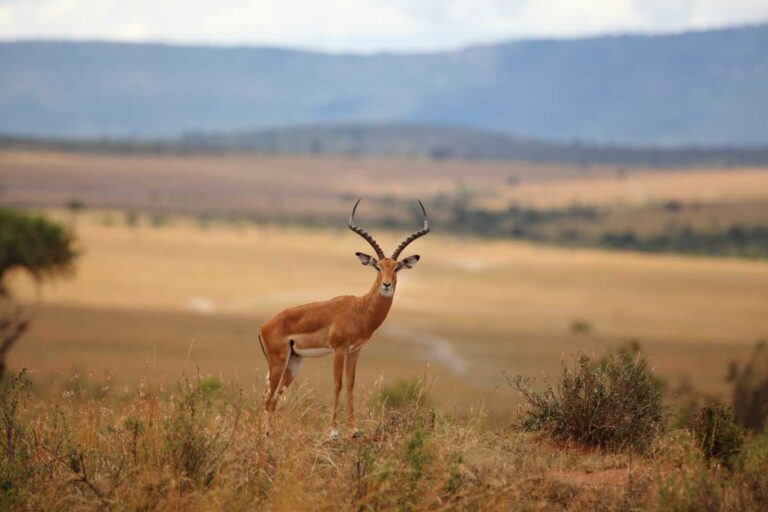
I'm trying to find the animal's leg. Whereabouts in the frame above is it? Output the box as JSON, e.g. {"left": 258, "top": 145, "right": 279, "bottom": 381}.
{"left": 276, "top": 355, "right": 302, "bottom": 399}
{"left": 264, "top": 363, "right": 285, "bottom": 412}
{"left": 259, "top": 332, "right": 272, "bottom": 406}
{"left": 329, "top": 348, "right": 345, "bottom": 439}
{"left": 263, "top": 341, "right": 290, "bottom": 413}
{"left": 345, "top": 350, "right": 360, "bottom": 437}
{"left": 262, "top": 370, "right": 271, "bottom": 405}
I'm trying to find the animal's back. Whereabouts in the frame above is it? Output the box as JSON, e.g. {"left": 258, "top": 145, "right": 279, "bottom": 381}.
{"left": 261, "top": 295, "right": 358, "bottom": 339}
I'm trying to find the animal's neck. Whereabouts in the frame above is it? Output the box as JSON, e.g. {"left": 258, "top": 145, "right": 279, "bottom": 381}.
{"left": 360, "top": 275, "right": 394, "bottom": 333}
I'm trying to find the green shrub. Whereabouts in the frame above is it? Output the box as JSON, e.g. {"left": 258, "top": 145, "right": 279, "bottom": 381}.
{"left": 728, "top": 340, "right": 768, "bottom": 432}
{"left": 401, "top": 427, "right": 431, "bottom": 509}
{"left": 600, "top": 224, "right": 768, "bottom": 259}
{"left": 512, "top": 350, "right": 664, "bottom": 451}
{"left": 0, "top": 370, "right": 33, "bottom": 507}
{"left": 65, "top": 198, "right": 85, "bottom": 213}
{"left": 163, "top": 377, "right": 235, "bottom": 484}
{"left": 370, "top": 377, "right": 429, "bottom": 409}
{"left": 150, "top": 213, "right": 167, "bottom": 228}
{"left": 124, "top": 210, "right": 138, "bottom": 227}
{"left": 595, "top": 341, "right": 667, "bottom": 394}
{"left": 658, "top": 462, "right": 726, "bottom": 511}
{"left": 692, "top": 402, "right": 744, "bottom": 467}
{"left": 199, "top": 376, "right": 222, "bottom": 394}
{"left": 404, "top": 428, "right": 428, "bottom": 484}
{"left": 569, "top": 319, "right": 592, "bottom": 335}
{"left": 738, "top": 434, "right": 768, "bottom": 507}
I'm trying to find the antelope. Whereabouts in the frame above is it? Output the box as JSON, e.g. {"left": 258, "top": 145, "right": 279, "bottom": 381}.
{"left": 258, "top": 199, "right": 429, "bottom": 439}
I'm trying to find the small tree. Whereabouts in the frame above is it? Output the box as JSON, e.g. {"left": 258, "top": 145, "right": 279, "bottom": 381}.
{"left": 0, "top": 208, "right": 78, "bottom": 377}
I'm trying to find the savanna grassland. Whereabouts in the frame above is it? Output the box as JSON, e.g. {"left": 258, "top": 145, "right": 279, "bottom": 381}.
{"left": 5, "top": 149, "right": 768, "bottom": 258}
{"left": 2, "top": 149, "right": 768, "bottom": 408}
{"left": 4, "top": 149, "right": 768, "bottom": 215}
{"left": 5, "top": 214, "right": 768, "bottom": 416}
{"left": 2, "top": 149, "right": 768, "bottom": 510}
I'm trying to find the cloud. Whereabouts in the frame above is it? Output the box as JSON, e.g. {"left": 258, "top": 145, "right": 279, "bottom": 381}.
{"left": 0, "top": 0, "right": 766, "bottom": 51}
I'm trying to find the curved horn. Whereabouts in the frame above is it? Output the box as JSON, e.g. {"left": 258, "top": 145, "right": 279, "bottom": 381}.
{"left": 391, "top": 200, "right": 430, "bottom": 260}
{"left": 348, "top": 198, "right": 386, "bottom": 259}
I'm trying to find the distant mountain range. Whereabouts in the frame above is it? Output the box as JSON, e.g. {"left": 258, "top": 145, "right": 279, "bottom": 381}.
{"left": 1, "top": 24, "right": 767, "bottom": 146}
{"left": 3, "top": 124, "right": 768, "bottom": 168}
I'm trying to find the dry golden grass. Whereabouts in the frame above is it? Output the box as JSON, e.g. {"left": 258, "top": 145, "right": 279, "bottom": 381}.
{"left": 2, "top": 371, "right": 766, "bottom": 511}
{"left": 495, "top": 168, "right": 768, "bottom": 208}
{"left": 4, "top": 150, "right": 768, "bottom": 216}
{"left": 6, "top": 212, "right": 768, "bottom": 417}
{"left": 3, "top": 149, "right": 768, "bottom": 416}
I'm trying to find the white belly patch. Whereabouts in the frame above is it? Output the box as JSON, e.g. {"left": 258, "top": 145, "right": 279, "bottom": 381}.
{"left": 289, "top": 329, "right": 332, "bottom": 358}
{"left": 292, "top": 347, "right": 332, "bottom": 358}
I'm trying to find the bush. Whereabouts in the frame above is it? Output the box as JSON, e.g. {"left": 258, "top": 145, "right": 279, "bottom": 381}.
{"left": 658, "top": 451, "right": 726, "bottom": 511}
{"left": 728, "top": 340, "right": 768, "bottom": 432}
{"left": 738, "top": 434, "right": 768, "bottom": 507}
{"left": 163, "top": 377, "right": 237, "bottom": 484}
{"left": 124, "top": 210, "right": 138, "bottom": 227}
{"left": 370, "top": 377, "right": 429, "bottom": 409}
{"left": 595, "top": 341, "right": 667, "bottom": 394}
{"left": 599, "top": 225, "right": 768, "bottom": 259}
{"left": 512, "top": 350, "right": 664, "bottom": 451}
{"left": 692, "top": 402, "right": 744, "bottom": 467}
{"left": 569, "top": 319, "right": 592, "bottom": 335}
{"left": 199, "top": 376, "right": 222, "bottom": 394}
{"left": 0, "top": 370, "right": 33, "bottom": 507}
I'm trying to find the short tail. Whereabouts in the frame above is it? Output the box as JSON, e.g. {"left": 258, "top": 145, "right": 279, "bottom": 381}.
{"left": 258, "top": 329, "right": 268, "bottom": 360}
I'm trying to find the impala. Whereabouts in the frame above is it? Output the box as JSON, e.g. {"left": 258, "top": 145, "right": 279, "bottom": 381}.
{"left": 258, "top": 199, "right": 429, "bottom": 439}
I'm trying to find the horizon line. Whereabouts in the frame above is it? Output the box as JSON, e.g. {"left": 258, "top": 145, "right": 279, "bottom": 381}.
{"left": 0, "top": 20, "right": 766, "bottom": 56}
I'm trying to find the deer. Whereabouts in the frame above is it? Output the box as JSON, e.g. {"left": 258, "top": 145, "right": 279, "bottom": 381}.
{"left": 258, "top": 198, "right": 429, "bottom": 439}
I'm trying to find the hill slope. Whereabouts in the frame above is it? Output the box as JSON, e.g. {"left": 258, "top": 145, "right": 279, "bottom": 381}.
{"left": 1, "top": 25, "right": 767, "bottom": 145}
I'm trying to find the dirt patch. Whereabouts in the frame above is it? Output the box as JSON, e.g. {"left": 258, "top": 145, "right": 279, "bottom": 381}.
{"left": 548, "top": 468, "right": 630, "bottom": 487}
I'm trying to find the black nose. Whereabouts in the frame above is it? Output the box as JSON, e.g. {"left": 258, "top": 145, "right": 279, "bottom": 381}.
{"left": 382, "top": 282, "right": 392, "bottom": 288}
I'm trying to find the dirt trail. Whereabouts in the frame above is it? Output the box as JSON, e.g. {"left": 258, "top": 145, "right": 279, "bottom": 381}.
{"left": 383, "top": 325, "right": 467, "bottom": 376}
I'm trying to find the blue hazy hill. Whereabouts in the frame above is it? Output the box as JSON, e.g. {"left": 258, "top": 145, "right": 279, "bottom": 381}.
{"left": 1, "top": 24, "right": 766, "bottom": 145}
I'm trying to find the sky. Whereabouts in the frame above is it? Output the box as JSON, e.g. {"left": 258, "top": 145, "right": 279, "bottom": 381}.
{"left": 0, "top": 0, "right": 767, "bottom": 52}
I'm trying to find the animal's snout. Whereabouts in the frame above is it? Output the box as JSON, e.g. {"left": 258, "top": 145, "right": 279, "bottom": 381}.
{"left": 382, "top": 281, "right": 392, "bottom": 289}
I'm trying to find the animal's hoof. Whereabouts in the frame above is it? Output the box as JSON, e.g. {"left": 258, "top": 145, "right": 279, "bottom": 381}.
{"left": 329, "top": 429, "right": 340, "bottom": 440}
{"left": 351, "top": 429, "right": 362, "bottom": 438}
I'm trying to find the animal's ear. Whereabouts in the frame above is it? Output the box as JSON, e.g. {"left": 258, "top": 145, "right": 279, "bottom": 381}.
{"left": 355, "top": 252, "right": 380, "bottom": 269}
{"left": 396, "top": 255, "right": 420, "bottom": 272}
